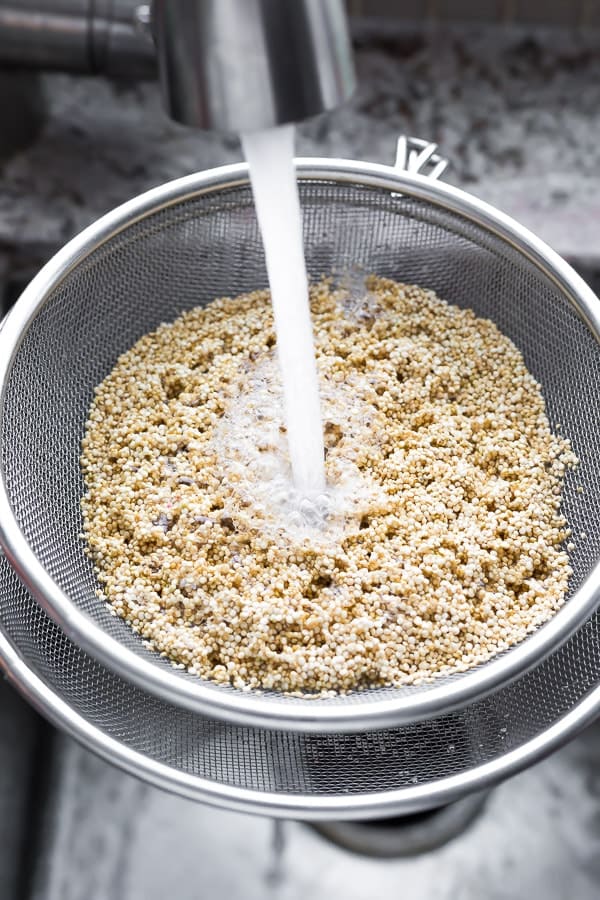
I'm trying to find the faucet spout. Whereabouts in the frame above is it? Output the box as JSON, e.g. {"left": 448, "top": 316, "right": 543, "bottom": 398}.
{"left": 152, "top": 0, "right": 355, "bottom": 132}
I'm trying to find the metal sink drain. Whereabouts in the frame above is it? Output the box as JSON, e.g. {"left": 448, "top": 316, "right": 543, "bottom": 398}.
{"left": 309, "top": 791, "right": 490, "bottom": 858}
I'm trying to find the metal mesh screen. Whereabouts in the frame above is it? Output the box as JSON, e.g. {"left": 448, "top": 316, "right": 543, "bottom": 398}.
{"left": 1, "top": 552, "right": 600, "bottom": 799}
{"left": 1, "top": 180, "right": 600, "bottom": 772}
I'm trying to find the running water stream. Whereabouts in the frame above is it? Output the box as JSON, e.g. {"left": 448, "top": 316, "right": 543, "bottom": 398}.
{"left": 241, "top": 125, "right": 325, "bottom": 497}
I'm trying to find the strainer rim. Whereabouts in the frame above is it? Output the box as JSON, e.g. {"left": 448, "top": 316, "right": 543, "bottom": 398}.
{"left": 1, "top": 156, "right": 599, "bottom": 733}
{"left": 0, "top": 617, "right": 599, "bottom": 819}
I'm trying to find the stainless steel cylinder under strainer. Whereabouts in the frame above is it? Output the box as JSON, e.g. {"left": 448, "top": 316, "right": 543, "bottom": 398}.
{"left": 0, "top": 137, "right": 599, "bottom": 818}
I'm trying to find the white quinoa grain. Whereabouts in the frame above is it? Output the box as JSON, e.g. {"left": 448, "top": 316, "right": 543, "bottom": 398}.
{"left": 80, "top": 276, "right": 577, "bottom": 694}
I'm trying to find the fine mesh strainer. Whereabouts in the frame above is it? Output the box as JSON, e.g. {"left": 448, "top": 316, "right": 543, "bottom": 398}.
{"left": 1, "top": 138, "right": 600, "bottom": 817}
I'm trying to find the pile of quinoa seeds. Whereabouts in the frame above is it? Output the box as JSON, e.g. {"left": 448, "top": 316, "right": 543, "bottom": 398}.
{"left": 81, "top": 276, "right": 578, "bottom": 696}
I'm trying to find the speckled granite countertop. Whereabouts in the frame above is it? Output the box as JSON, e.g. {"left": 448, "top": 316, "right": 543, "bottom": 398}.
{"left": 1, "top": 23, "right": 599, "bottom": 280}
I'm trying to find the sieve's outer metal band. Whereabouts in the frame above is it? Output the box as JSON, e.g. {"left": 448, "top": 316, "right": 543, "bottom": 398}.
{"left": 0, "top": 158, "right": 600, "bottom": 734}
{"left": 0, "top": 618, "right": 599, "bottom": 819}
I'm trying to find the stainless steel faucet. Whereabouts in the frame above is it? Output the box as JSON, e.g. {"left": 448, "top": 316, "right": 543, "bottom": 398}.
{"left": 152, "top": 0, "right": 356, "bottom": 132}
{"left": 0, "top": 1, "right": 156, "bottom": 78}
{"left": 0, "top": 1, "right": 355, "bottom": 132}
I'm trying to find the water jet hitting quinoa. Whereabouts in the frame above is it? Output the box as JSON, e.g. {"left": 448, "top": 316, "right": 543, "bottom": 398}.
{"left": 81, "top": 276, "right": 577, "bottom": 694}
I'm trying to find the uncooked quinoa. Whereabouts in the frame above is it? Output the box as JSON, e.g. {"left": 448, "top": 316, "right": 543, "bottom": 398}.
{"left": 80, "top": 276, "right": 577, "bottom": 694}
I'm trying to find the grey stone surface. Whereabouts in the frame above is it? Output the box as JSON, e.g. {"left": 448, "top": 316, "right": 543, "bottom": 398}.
{"left": 30, "top": 720, "right": 600, "bottom": 900}
{"left": 0, "top": 24, "right": 599, "bottom": 275}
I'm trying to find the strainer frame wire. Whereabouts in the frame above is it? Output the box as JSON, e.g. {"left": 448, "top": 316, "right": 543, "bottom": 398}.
{"left": 0, "top": 618, "right": 599, "bottom": 819}
{"left": 0, "top": 157, "right": 599, "bottom": 734}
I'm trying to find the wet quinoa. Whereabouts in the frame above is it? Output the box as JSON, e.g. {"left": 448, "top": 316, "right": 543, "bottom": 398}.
{"left": 81, "top": 276, "right": 577, "bottom": 694}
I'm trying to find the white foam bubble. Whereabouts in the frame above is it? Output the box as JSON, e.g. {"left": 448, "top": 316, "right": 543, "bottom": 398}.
{"left": 213, "top": 356, "right": 388, "bottom": 543}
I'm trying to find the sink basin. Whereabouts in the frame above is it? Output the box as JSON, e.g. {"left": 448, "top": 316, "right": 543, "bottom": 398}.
{"left": 27, "top": 719, "right": 600, "bottom": 900}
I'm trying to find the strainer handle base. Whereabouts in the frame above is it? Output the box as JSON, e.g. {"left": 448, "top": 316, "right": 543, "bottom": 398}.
{"left": 394, "top": 136, "right": 449, "bottom": 180}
